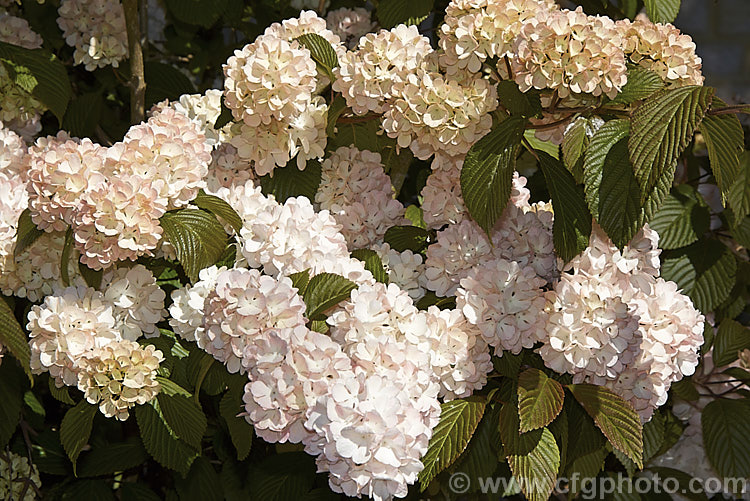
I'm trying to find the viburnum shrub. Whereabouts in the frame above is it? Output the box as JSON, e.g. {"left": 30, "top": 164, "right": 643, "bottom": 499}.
{"left": 0, "top": 0, "right": 749, "bottom": 499}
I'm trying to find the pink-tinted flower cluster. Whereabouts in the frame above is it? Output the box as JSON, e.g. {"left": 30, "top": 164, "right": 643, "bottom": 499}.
{"left": 57, "top": 0, "right": 128, "bottom": 70}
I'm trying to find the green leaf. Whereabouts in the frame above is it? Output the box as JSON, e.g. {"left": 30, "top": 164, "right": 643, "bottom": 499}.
{"left": 62, "top": 92, "right": 104, "bottom": 138}
{"left": 642, "top": 411, "right": 666, "bottom": 465}
{"left": 499, "top": 404, "right": 560, "bottom": 501}
{"left": 405, "top": 204, "right": 426, "bottom": 229}
{"left": 160, "top": 208, "right": 229, "bottom": 282}
{"left": 649, "top": 185, "right": 710, "bottom": 249}
{"left": 561, "top": 117, "right": 589, "bottom": 182}
{"left": 144, "top": 61, "right": 197, "bottom": 109}
{"left": 78, "top": 262, "right": 103, "bottom": 289}
{"left": 415, "top": 292, "right": 457, "bottom": 311}
{"left": 157, "top": 393, "right": 207, "bottom": 450}
{"left": 60, "top": 400, "right": 97, "bottom": 474}
{"left": 460, "top": 116, "right": 526, "bottom": 235}
{"left": 247, "top": 452, "right": 316, "bottom": 501}
{"left": 60, "top": 226, "right": 74, "bottom": 286}
{"left": 713, "top": 319, "right": 750, "bottom": 367}
{"left": 350, "top": 249, "right": 388, "bottom": 284}
{"left": 670, "top": 378, "right": 700, "bottom": 401}
{"left": 517, "top": 369, "right": 565, "bottom": 433}
{"left": 629, "top": 86, "right": 713, "bottom": 209}
{"left": 155, "top": 376, "right": 192, "bottom": 398}
{"left": 24, "top": 390, "right": 44, "bottom": 416}
{"left": 701, "top": 399, "right": 750, "bottom": 479}
{"left": 699, "top": 98, "right": 744, "bottom": 203}
{"left": 0, "top": 362, "right": 25, "bottom": 447}
{"left": 77, "top": 438, "right": 149, "bottom": 477}
{"left": 660, "top": 238, "right": 737, "bottom": 312}
{"left": 214, "top": 97, "right": 233, "bottom": 130}
{"left": 376, "top": 0, "right": 434, "bottom": 28}
{"left": 61, "top": 479, "right": 116, "bottom": 501}
{"left": 384, "top": 225, "right": 431, "bottom": 253}
{"left": 0, "top": 296, "right": 32, "bottom": 382}
{"left": 120, "top": 483, "right": 162, "bottom": 501}
{"left": 259, "top": 158, "right": 321, "bottom": 203}
{"left": 644, "top": 0, "right": 681, "bottom": 23}
{"left": 567, "top": 384, "right": 644, "bottom": 468}
{"left": 496, "top": 81, "right": 542, "bottom": 118}
{"left": 419, "top": 397, "right": 486, "bottom": 491}
{"left": 584, "top": 119, "right": 631, "bottom": 217}
{"left": 193, "top": 190, "right": 243, "bottom": 233}
{"left": 449, "top": 404, "right": 502, "bottom": 494}
{"left": 164, "top": 0, "right": 229, "bottom": 27}
{"left": 326, "top": 95, "right": 347, "bottom": 137}
{"left": 646, "top": 467, "right": 708, "bottom": 501}
{"left": 176, "top": 456, "right": 224, "bottom": 501}
{"left": 610, "top": 66, "right": 665, "bottom": 105}
{"left": 294, "top": 33, "right": 338, "bottom": 81}
{"left": 136, "top": 401, "right": 198, "bottom": 475}
{"left": 303, "top": 273, "right": 357, "bottom": 320}
{"left": 220, "top": 383, "right": 253, "bottom": 461}
{"left": 49, "top": 377, "right": 75, "bottom": 405}
{"left": 0, "top": 40, "right": 72, "bottom": 123}
{"left": 13, "top": 208, "right": 44, "bottom": 258}
{"left": 538, "top": 151, "right": 593, "bottom": 263}
{"left": 728, "top": 152, "right": 750, "bottom": 224}
{"left": 288, "top": 270, "right": 310, "bottom": 296}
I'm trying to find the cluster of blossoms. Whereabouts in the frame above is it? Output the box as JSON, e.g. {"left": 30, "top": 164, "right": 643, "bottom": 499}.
{"left": 26, "top": 264, "right": 165, "bottom": 419}
{"left": 56, "top": 0, "right": 128, "bottom": 70}
{"left": 0, "top": 451, "right": 41, "bottom": 501}
{"left": 325, "top": 7, "right": 376, "bottom": 49}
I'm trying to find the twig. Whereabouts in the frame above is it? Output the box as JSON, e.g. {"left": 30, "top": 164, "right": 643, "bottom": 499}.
{"left": 337, "top": 113, "right": 381, "bottom": 124}
{"left": 707, "top": 104, "right": 750, "bottom": 116}
{"left": 503, "top": 55, "right": 513, "bottom": 79}
{"left": 522, "top": 137, "right": 540, "bottom": 161}
{"left": 527, "top": 114, "right": 575, "bottom": 131}
{"left": 123, "top": 0, "right": 146, "bottom": 123}
{"left": 317, "top": 0, "right": 326, "bottom": 15}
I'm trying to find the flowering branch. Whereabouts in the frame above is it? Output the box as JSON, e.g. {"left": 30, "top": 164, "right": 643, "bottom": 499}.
{"left": 123, "top": 0, "right": 146, "bottom": 123}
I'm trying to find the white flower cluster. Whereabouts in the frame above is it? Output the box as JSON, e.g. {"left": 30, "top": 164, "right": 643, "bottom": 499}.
{"left": 316, "top": 147, "right": 405, "bottom": 249}
{"left": 326, "top": 7, "right": 376, "bottom": 49}
{"left": 26, "top": 264, "right": 165, "bottom": 419}
{"left": 539, "top": 225, "right": 704, "bottom": 421}
{"left": 0, "top": 451, "right": 41, "bottom": 501}
{"left": 56, "top": 0, "right": 128, "bottom": 70}
{"left": 372, "top": 243, "right": 425, "bottom": 301}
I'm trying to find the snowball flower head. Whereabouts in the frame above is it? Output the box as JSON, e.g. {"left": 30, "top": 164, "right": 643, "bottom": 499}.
{"left": 0, "top": 451, "right": 41, "bottom": 501}
{"left": 372, "top": 243, "right": 426, "bottom": 301}
{"left": 315, "top": 147, "right": 392, "bottom": 209}
{"left": 57, "top": 0, "right": 128, "bottom": 70}
{"left": 329, "top": 190, "right": 406, "bottom": 249}
{"left": 152, "top": 89, "right": 227, "bottom": 146}
{"left": 0, "top": 122, "right": 29, "bottom": 180}
{"left": 102, "top": 264, "right": 166, "bottom": 339}
{"left": 326, "top": 7, "right": 376, "bottom": 49}
{"left": 205, "top": 142, "right": 256, "bottom": 193}
{"left": 421, "top": 155, "right": 469, "bottom": 228}
{"left": 169, "top": 265, "right": 225, "bottom": 343}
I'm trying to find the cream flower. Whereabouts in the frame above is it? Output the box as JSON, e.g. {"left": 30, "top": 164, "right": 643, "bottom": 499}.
{"left": 169, "top": 265, "right": 226, "bottom": 343}
{"left": 205, "top": 143, "right": 256, "bottom": 193}
{"left": 102, "top": 264, "right": 166, "bottom": 340}
{"left": 421, "top": 154, "right": 469, "bottom": 228}
{"left": 0, "top": 451, "right": 41, "bottom": 501}
{"left": 0, "top": 122, "right": 28, "bottom": 180}
{"left": 315, "top": 147, "right": 392, "bottom": 209}
{"left": 329, "top": 191, "right": 406, "bottom": 250}
{"left": 57, "top": 0, "right": 128, "bottom": 70}
{"left": 326, "top": 7, "right": 376, "bottom": 49}
{"left": 372, "top": 243, "right": 426, "bottom": 301}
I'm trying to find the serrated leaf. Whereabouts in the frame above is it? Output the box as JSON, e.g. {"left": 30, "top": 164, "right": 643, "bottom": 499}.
{"left": 120, "top": 483, "right": 162, "bottom": 501}
{"left": 517, "top": 368, "right": 565, "bottom": 433}
{"left": 247, "top": 452, "right": 316, "bottom": 501}
{"left": 610, "top": 66, "right": 665, "bottom": 105}
{"left": 642, "top": 411, "right": 665, "bottom": 465}
{"left": 567, "top": 384, "right": 644, "bottom": 468}
{"left": 376, "top": 0, "right": 434, "bottom": 29}
{"left": 24, "top": 390, "right": 44, "bottom": 416}
{"left": 155, "top": 376, "right": 191, "bottom": 397}
{"left": 193, "top": 190, "right": 243, "bottom": 233}
{"left": 160, "top": 208, "right": 228, "bottom": 282}
{"left": 0, "top": 40, "right": 72, "bottom": 123}
{"left": 449, "top": 404, "right": 502, "bottom": 494}
{"left": 295, "top": 33, "right": 338, "bottom": 81}
{"left": 538, "top": 151, "right": 593, "bottom": 263}
{"left": 497, "top": 81, "right": 542, "bottom": 118}
{"left": 649, "top": 185, "right": 710, "bottom": 249}
{"left": 499, "top": 404, "right": 560, "bottom": 501}
{"left": 303, "top": 273, "right": 357, "bottom": 320}
{"left": 60, "top": 400, "right": 97, "bottom": 474}
{"left": 176, "top": 456, "right": 224, "bottom": 501}
{"left": 461, "top": 116, "right": 526, "bottom": 235}
{"left": 644, "top": 0, "right": 681, "bottom": 23}
{"left": 629, "top": 86, "right": 713, "bottom": 209}
{"left": 701, "top": 399, "right": 750, "bottom": 479}
{"left": 62, "top": 92, "right": 103, "bottom": 139}
{"left": 699, "top": 98, "right": 744, "bottom": 204}
{"left": 670, "top": 378, "right": 700, "bottom": 401}
{"left": 136, "top": 402, "right": 198, "bottom": 475}
{"left": 157, "top": 393, "right": 207, "bottom": 449}
{"left": 144, "top": 61, "right": 197, "bottom": 109}
{"left": 0, "top": 362, "right": 25, "bottom": 448}
{"left": 0, "top": 296, "right": 32, "bottom": 382}
{"left": 660, "top": 238, "right": 737, "bottom": 312}
{"left": 646, "top": 467, "right": 708, "bottom": 501}
{"left": 13, "top": 208, "right": 43, "bottom": 258}
{"left": 259, "top": 158, "right": 321, "bottom": 203}
{"left": 562, "top": 117, "right": 588, "bottom": 182}
{"left": 713, "top": 319, "right": 750, "bottom": 367}
{"left": 61, "top": 479, "right": 116, "bottom": 500}
{"left": 325, "top": 95, "right": 347, "bottom": 137}
{"left": 220, "top": 383, "right": 253, "bottom": 461}
{"left": 164, "top": 0, "right": 229, "bottom": 27}
{"left": 419, "top": 397, "right": 487, "bottom": 491}
{"left": 77, "top": 438, "right": 149, "bottom": 477}
{"left": 350, "top": 249, "right": 388, "bottom": 284}
{"left": 728, "top": 152, "right": 750, "bottom": 225}
{"left": 288, "top": 270, "right": 311, "bottom": 297}
{"left": 384, "top": 225, "right": 431, "bottom": 253}
{"left": 49, "top": 377, "right": 75, "bottom": 405}
{"left": 584, "top": 119, "right": 631, "bottom": 216}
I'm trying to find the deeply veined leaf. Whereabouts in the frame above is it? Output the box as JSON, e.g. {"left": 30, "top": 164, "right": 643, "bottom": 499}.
{"left": 0, "top": 40, "right": 72, "bottom": 123}
{"left": 660, "top": 239, "right": 737, "bottom": 312}
{"left": 49, "top": 377, "right": 75, "bottom": 405}
{"left": 610, "top": 66, "right": 665, "bottom": 105}
{"left": 295, "top": 34, "right": 338, "bottom": 81}
{"left": 449, "top": 404, "right": 502, "bottom": 494}
{"left": 644, "top": 0, "right": 681, "bottom": 23}
{"left": 517, "top": 368, "right": 565, "bottom": 432}
{"left": 648, "top": 184, "right": 711, "bottom": 249}
{"left": 303, "top": 273, "right": 357, "bottom": 320}
{"left": 288, "top": 270, "right": 311, "bottom": 297}
{"left": 60, "top": 400, "right": 97, "bottom": 474}
{"left": 712, "top": 319, "right": 750, "bottom": 367}
{"left": 419, "top": 397, "right": 487, "bottom": 490}
{"left": 155, "top": 376, "right": 192, "bottom": 398}
{"left": 220, "top": 383, "right": 253, "bottom": 461}
{"left": 247, "top": 452, "right": 316, "bottom": 501}
{"left": 0, "top": 297, "right": 32, "bottom": 382}
{"left": 144, "top": 61, "right": 197, "bottom": 109}
{"left": 561, "top": 117, "right": 588, "bottom": 182}
{"left": 13, "top": 208, "right": 44, "bottom": 258}
{"left": 136, "top": 401, "right": 198, "bottom": 475}
{"left": 642, "top": 411, "right": 666, "bottom": 465}
{"left": 499, "top": 404, "right": 560, "bottom": 501}
{"left": 384, "top": 225, "right": 431, "bottom": 253}
{"left": 259, "top": 158, "right": 321, "bottom": 202}
{"left": 702, "top": 399, "right": 750, "bottom": 479}
{"left": 176, "top": 456, "right": 224, "bottom": 501}
{"left": 160, "top": 208, "right": 228, "bottom": 282}
{"left": 496, "top": 81, "right": 542, "bottom": 118}
{"left": 376, "top": 0, "right": 434, "bottom": 28}
{"left": 62, "top": 92, "right": 104, "bottom": 139}
{"left": 461, "top": 116, "right": 526, "bottom": 235}
{"left": 699, "top": 98, "right": 744, "bottom": 204}
{"left": 193, "top": 190, "right": 243, "bottom": 233}
{"left": 164, "top": 0, "right": 229, "bottom": 27}
{"left": 77, "top": 438, "right": 149, "bottom": 478}
{"left": 350, "top": 249, "right": 389, "bottom": 284}
{"left": 629, "top": 86, "right": 713, "bottom": 208}
{"left": 646, "top": 467, "right": 708, "bottom": 501}
{"left": 0, "top": 362, "right": 25, "bottom": 448}
{"left": 157, "top": 393, "right": 207, "bottom": 449}
{"left": 728, "top": 152, "right": 750, "bottom": 225}
{"left": 567, "top": 384, "right": 643, "bottom": 468}
{"left": 537, "top": 151, "right": 593, "bottom": 263}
